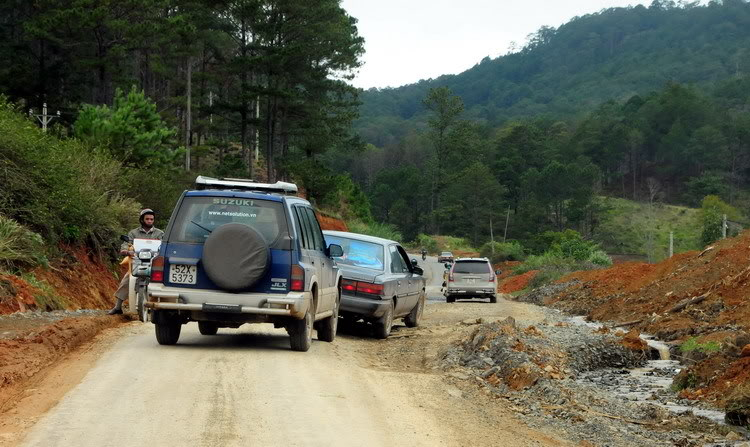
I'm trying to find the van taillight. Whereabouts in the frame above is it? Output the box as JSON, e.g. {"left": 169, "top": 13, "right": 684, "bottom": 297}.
{"left": 151, "top": 256, "right": 164, "bottom": 282}
{"left": 291, "top": 265, "right": 305, "bottom": 291}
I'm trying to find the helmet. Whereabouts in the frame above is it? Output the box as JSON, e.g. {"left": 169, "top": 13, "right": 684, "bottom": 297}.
{"left": 139, "top": 208, "right": 155, "bottom": 225}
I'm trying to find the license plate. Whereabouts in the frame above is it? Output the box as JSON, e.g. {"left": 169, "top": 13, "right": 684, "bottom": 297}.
{"left": 203, "top": 303, "right": 242, "bottom": 313}
{"left": 169, "top": 264, "right": 197, "bottom": 284}
{"left": 467, "top": 279, "right": 475, "bottom": 284}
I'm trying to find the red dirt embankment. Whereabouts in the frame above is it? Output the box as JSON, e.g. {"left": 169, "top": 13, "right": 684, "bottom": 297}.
{"left": 546, "top": 230, "right": 750, "bottom": 407}
{"left": 315, "top": 212, "right": 348, "bottom": 232}
{"left": 0, "top": 315, "right": 128, "bottom": 394}
{"left": 0, "top": 246, "right": 118, "bottom": 315}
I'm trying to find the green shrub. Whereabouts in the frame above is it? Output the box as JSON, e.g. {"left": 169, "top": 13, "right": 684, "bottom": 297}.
{"left": 680, "top": 337, "right": 722, "bottom": 354}
{"left": 347, "top": 220, "right": 403, "bottom": 241}
{"left": 0, "top": 215, "right": 47, "bottom": 270}
{"left": 587, "top": 250, "right": 613, "bottom": 266}
{"left": 0, "top": 98, "right": 140, "bottom": 249}
{"left": 549, "top": 230, "right": 599, "bottom": 261}
{"left": 480, "top": 241, "right": 525, "bottom": 263}
{"left": 700, "top": 195, "right": 741, "bottom": 247}
{"left": 414, "top": 234, "right": 439, "bottom": 254}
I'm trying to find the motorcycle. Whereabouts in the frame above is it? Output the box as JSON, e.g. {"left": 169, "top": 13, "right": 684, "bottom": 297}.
{"left": 120, "top": 235, "right": 162, "bottom": 322}
{"left": 421, "top": 252, "right": 427, "bottom": 261}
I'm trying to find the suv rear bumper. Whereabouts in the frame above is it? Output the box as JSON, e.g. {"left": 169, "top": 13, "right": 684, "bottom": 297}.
{"left": 445, "top": 287, "right": 496, "bottom": 297}
{"left": 145, "top": 283, "right": 311, "bottom": 319}
{"left": 340, "top": 293, "right": 389, "bottom": 318}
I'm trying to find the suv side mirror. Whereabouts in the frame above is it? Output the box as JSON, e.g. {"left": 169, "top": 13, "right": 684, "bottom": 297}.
{"left": 495, "top": 269, "right": 502, "bottom": 276}
{"left": 413, "top": 266, "right": 424, "bottom": 276}
{"left": 120, "top": 234, "right": 130, "bottom": 242}
{"left": 328, "top": 244, "right": 343, "bottom": 258}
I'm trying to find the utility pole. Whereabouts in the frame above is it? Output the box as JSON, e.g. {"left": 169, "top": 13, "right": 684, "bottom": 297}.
{"left": 255, "top": 97, "right": 260, "bottom": 162}
{"left": 503, "top": 206, "right": 511, "bottom": 243}
{"left": 490, "top": 217, "right": 495, "bottom": 256}
{"left": 29, "top": 103, "right": 60, "bottom": 132}
{"left": 669, "top": 231, "right": 674, "bottom": 258}
{"left": 209, "top": 91, "right": 214, "bottom": 125}
{"left": 185, "top": 59, "right": 192, "bottom": 171}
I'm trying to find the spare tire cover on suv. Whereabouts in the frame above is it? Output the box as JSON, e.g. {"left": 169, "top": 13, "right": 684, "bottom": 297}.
{"left": 202, "top": 223, "right": 270, "bottom": 291}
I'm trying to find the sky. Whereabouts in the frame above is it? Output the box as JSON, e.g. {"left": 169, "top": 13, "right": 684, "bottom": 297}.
{"left": 340, "top": 0, "right": 654, "bottom": 89}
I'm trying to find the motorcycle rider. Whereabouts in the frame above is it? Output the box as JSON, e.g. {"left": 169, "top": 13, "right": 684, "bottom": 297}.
{"left": 421, "top": 247, "right": 427, "bottom": 260}
{"left": 108, "top": 209, "right": 164, "bottom": 315}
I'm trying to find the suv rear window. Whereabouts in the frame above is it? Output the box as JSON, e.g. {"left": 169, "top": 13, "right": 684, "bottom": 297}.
{"left": 453, "top": 261, "right": 490, "bottom": 274}
{"left": 169, "top": 196, "right": 288, "bottom": 246}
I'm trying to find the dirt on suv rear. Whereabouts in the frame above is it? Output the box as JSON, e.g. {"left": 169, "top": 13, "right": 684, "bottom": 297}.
{"left": 144, "top": 176, "right": 343, "bottom": 352}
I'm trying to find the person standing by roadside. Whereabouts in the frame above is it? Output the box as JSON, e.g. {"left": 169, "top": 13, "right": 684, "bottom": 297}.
{"left": 108, "top": 209, "right": 164, "bottom": 315}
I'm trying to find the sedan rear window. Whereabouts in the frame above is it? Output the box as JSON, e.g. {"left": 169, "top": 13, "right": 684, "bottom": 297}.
{"left": 170, "top": 196, "right": 288, "bottom": 246}
{"left": 324, "top": 235, "right": 384, "bottom": 271}
{"left": 453, "top": 261, "right": 490, "bottom": 274}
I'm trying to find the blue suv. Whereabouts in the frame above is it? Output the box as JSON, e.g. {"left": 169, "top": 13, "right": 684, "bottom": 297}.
{"left": 145, "top": 176, "right": 343, "bottom": 352}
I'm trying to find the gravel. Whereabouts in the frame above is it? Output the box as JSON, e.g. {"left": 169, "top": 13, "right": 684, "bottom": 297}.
{"left": 438, "top": 306, "right": 747, "bottom": 446}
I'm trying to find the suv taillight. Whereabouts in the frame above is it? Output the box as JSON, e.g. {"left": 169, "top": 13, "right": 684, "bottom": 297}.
{"left": 151, "top": 256, "right": 164, "bottom": 282}
{"left": 448, "top": 272, "right": 454, "bottom": 282}
{"left": 489, "top": 270, "right": 496, "bottom": 282}
{"left": 291, "top": 265, "right": 305, "bottom": 291}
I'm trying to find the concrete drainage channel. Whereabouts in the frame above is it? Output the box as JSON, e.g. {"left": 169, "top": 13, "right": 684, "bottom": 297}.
{"left": 568, "top": 316, "right": 732, "bottom": 427}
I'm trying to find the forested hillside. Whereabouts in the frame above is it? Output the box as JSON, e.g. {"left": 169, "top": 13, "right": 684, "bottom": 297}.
{"left": 357, "top": 0, "right": 750, "bottom": 147}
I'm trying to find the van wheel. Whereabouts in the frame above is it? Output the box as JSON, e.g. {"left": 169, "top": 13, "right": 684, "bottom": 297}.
{"left": 155, "top": 323, "right": 181, "bottom": 345}
{"left": 374, "top": 300, "right": 394, "bottom": 339}
{"left": 318, "top": 292, "right": 339, "bottom": 343}
{"left": 404, "top": 292, "right": 425, "bottom": 328}
{"left": 198, "top": 321, "right": 218, "bottom": 335}
{"left": 289, "top": 308, "right": 313, "bottom": 352}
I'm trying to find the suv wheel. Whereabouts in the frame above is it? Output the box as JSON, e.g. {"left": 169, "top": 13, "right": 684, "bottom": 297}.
{"left": 490, "top": 294, "right": 498, "bottom": 304}
{"left": 317, "top": 292, "right": 340, "bottom": 343}
{"left": 289, "top": 307, "right": 313, "bottom": 352}
{"left": 446, "top": 295, "right": 456, "bottom": 303}
{"left": 404, "top": 292, "right": 425, "bottom": 328}
{"left": 198, "top": 321, "right": 218, "bottom": 335}
{"left": 155, "top": 322, "right": 181, "bottom": 345}
{"left": 374, "top": 300, "right": 394, "bottom": 339}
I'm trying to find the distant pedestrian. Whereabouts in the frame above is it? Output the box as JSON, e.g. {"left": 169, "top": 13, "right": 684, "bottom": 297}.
{"left": 108, "top": 209, "right": 164, "bottom": 315}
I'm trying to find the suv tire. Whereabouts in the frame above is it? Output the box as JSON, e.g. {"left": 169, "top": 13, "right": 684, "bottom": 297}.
{"left": 446, "top": 295, "right": 455, "bottom": 303}
{"left": 317, "top": 292, "right": 339, "bottom": 343}
{"left": 289, "top": 307, "right": 313, "bottom": 352}
{"left": 490, "top": 294, "right": 498, "bottom": 304}
{"left": 155, "top": 322, "right": 181, "bottom": 345}
{"left": 198, "top": 321, "right": 218, "bottom": 335}
{"left": 404, "top": 292, "right": 425, "bottom": 328}
{"left": 374, "top": 300, "right": 394, "bottom": 339}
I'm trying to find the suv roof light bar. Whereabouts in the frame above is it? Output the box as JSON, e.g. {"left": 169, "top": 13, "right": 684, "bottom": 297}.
{"left": 195, "top": 176, "right": 298, "bottom": 195}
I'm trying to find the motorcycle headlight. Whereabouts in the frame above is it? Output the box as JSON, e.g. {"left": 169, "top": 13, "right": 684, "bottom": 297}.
{"left": 138, "top": 251, "right": 153, "bottom": 260}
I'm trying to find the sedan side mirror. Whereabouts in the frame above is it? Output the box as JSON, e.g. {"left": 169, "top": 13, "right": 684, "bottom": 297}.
{"left": 495, "top": 269, "right": 502, "bottom": 276}
{"left": 328, "top": 244, "right": 344, "bottom": 258}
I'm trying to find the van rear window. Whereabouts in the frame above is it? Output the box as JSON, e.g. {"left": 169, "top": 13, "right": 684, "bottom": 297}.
{"left": 170, "top": 197, "right": 288, "bottom": 246}
{"left": 453, "top": 261, "right": 490, "bottom": 274}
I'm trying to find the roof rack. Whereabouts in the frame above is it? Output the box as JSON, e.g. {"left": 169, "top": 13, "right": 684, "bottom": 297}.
{"left": 194, "top": 176, "right": 298, "bottom": 195}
